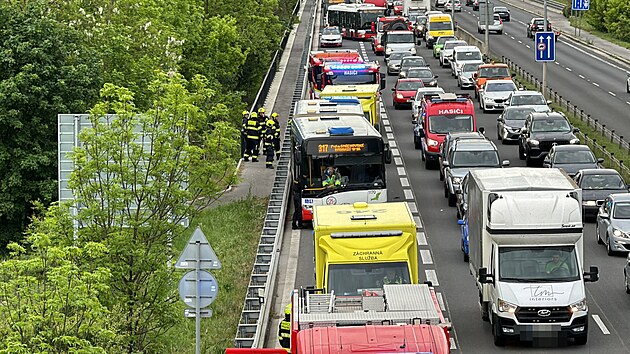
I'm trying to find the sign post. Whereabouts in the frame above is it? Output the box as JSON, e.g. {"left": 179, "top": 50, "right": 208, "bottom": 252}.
{"left": 176, "top": 226, "right": 222, "bottom": 354}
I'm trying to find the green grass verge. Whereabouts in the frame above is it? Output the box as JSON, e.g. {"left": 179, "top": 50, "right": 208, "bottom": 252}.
{"left": 164, "top": 197, "right": 269, "bottom": 354}
{"left": 566, "top": 16, "right": 630, "bottom": 50}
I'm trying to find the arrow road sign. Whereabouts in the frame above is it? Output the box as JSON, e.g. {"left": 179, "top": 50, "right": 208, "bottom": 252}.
{"left": 535, "top": 32, "right": 555, "bottom": 62}
{"left": 572, "top": 0, "right": 589, "bottom": 10}
{"left": 175, "top": 226, "right": 222, "bottom": 269}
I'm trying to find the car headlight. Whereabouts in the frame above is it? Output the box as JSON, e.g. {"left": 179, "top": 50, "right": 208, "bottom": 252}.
{"left": 428, "top": 80, "right": 437, "bottom": 86}
{"left": 528, "top": 139, "right": 539, "bottom": 146}
{"left": 452, "top": 177, "right": 463, "bottom": 184}
{"left": 582, "top": 200, "right": 597, "bottom": 206}
{"left": 569, "top": 298, "right": 587, "bottom": 313}
{"left": 386, "top": 47, "right": 393, "bottom": 53}
{"left": 396, "top": 93, "right": 404, "bottom": 99}
{"left": 570, "top": 138, "right": 580, "bottom": 144}
{"left": 613, "top": 228, "right": 629, "bottom": 238}
{"left": 498, "top": 298, "right": 518, "bottom": 313}
{"left": 427, "top": 138, "right": 439, "bottom": 147}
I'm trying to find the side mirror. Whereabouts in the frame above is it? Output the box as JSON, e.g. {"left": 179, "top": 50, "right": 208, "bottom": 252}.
{"left": 497, "top": 117, "right": 503, "bottom": 122}
{"left": 502, "top": 160, "right": 510, "bottom": 167}
{"left": 472, "top": 73, "right": 478, "bottom": 79}
{"left": 434, "top": 75, "right": 439, "bottom": 78}
{"left": 295, "top": 151, "right": 302, "bottom": 164}
{"left": 573, "top": 128, "right": 580, "bottom": 133}
{"left": 599, "top": 212, "right": 609, "bottom": 219}
{"left": 511, "top": 73, "right": 516, "bottom": 78}
{"left": 380, "top": 74, "right": 386, "bottom": 90}
{"left": 546, "top": 100, "right": 553, "bottom": 105}
{"left": 391, "top": 87, "right": 396, "bottom": 91}
{"left": 478, "top": 267, "right": 494, "bottom": 284}
{"left": 384, "top": 146, "right": 393, "bottom": 164}
{"left": 478, "top": 127, "right": 485, "bottom": 134}
{"left": 442, "top": 160, "right": 450, "bottom": 167}
{"left": 457, "top": 219, "right": 464, "bottom": 225}
{"left": 583, "top": 265, "right": 599, "bottom": 282}
{"left": 399, "top": 72, "right": 407, "bottom": 78}
{"left": 597, "top": 157, "right": 605, "bottom": 164}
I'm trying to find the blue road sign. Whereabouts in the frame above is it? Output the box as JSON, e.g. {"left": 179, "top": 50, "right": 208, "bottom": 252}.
{"left": 535, "top": 32, "right": 556, "bottom": 62}
{"left": 572, "top": 0, "right": 589, "bottom": 11}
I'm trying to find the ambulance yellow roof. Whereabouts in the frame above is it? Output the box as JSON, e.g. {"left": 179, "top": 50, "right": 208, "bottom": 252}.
{"left": 313, "top": 202, "right": 416, "bottom": 232}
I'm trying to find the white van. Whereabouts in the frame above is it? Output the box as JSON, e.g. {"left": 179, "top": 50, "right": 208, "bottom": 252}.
{"left": 450, "top": 45, "right": 483, "bottom": 78}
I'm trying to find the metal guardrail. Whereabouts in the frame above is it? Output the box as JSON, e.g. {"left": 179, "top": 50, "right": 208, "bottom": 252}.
{"left": 233, "top": 0, "right": 315, "bottom": 348}
{"left": 502, "top": 56, "right": 630, "bottom": 182}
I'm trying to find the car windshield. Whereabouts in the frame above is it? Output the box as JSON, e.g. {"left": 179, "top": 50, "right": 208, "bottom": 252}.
{"left": 512, "top": 94, "right": 546, "bottom": 106}
{"left": 389, "top": 52, "right": 407, "bottom": 61}
{"left": 533, "top": 19, "right": 545, "bottom": 25}
{"left": 581, "top": 174, "right": 626, "bottom": 190}
{"left": 486, "top": 82, "right": 517, "bottom": 92}
{"left": 494, "top": 6, "right": 508, "bottom": 11}
{"left": 328, "top": 262, "right": 411, "bottom": 295}
{"left": 402, "top": 58, "right": 427, "bottom": 67}
{"left": 322, "top": 28, "right": 340, "bottom": 35}
{"left": 613, "top": 202, "right": 630, "bottom": 219}
{"left": 388, "top": 33, "right": 415, "bottom": 43}
{"left": 437, "top": 36, "right": 456, "bottom": 45}
{"left": 531, "top": 118, "right": 571, "bottom": 132}
{"left": 452, "top": 150, "right": 499, "bottom": 167}
{"left": 430, "top": 21, "right": 453, "bottom": 31}
{"left": 553, "top": 150, "right": 595, "bottom": 164}
{"left": 462, "top": 63, "right": 480, "bottom": 72}
{"left": 398, "top": 81, "right": 425, "bottom": 90}
{"left": 407, "top": 68, "right": 433, "bottom": 78}
{"left": 444, "top": 41, "right": 466, "bottom": 50}
{"left": 499, "top": 246, "right": 580, "bottom": 282}
{"left": 479, "top": 67, "right": 510, "bottom": 78}
{"left": 504, "top": 107, "right": 534, "bottom": 121}
{"left": 428, "top": 115, "right": 473, "bottom": 134}
{"left": 456, "top": 51, "right": 482, "bottom": 61}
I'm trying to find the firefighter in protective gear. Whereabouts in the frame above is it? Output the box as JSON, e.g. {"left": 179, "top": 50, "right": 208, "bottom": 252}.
{"left": 322, "top": 166, "right": 342, "bottom": 188}
{"left": 240, "top": 110, "right": 250, "bottom": 157}
{"left": 243, "top": 112, "right": 261, "bottom": 162}
{"left": 278, "top": 303, "right": 291, "bottom": 350}
{"left": 271, "top": 112, "right": 281, "bottom": 160}
{"left": 264, "top": 119, "right": 276, "bottom": 169}
{"left": 256, "top": 108, "right": 267, "bottom": 156}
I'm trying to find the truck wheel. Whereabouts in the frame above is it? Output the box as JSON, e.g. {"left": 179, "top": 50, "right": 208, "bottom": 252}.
{"left": 574, "top": 335, "right": 588, "bottom": 345}
{"left": 492, "top": 315, "right": 506, "bottom": 346}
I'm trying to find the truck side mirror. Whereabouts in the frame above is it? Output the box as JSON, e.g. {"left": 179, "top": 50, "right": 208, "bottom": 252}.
{"left": 583, "top": 265, "right": 599, "bottom": 282}
{"left": 502, "top": 160, "right": 510, "bottom": 167}
{"left": 384, "top": 145, "right": 393, "bottom": 164}
{"left": 457, "top": 219, "right": 464, "bottom": 225}
{"left": 478, "top": 127, "right": 485, "bottom": 134}
{"left": 380, "top": 74, "right": 386, "bottom": 90}
{"left": 478, "top": 267, "right": 494, "bottom": 284}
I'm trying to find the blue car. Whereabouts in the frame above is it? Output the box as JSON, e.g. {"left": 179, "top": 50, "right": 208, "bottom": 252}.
{"left": 458, "top": 216, "right": 469, "bottom": 262}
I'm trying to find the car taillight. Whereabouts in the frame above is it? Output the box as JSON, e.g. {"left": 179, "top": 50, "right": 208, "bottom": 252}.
{"left": 499, "top": 19, "right": 503, "bottom": 24}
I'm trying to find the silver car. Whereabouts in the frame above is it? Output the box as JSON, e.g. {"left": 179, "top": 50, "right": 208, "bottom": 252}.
{"left": 478, "top": 79, "right": 518, "bottom": 112}
{"left": 458, "top": 62, "right": 483, "bottom": 89}
{"left": 477, "top": 14, "right": 503, "bottom": 34}
{"left": 505, "top": 90, "right": 552, "bottom": 112}
{"left": 597, "top": 193, "right": 630, "bottom": 256}
{"left": 386, "top": 52, "right": 409, "bottom": 75}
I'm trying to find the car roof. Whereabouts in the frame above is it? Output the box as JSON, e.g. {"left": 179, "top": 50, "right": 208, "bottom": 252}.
{"left": 397, "top": 78, "right": 424, "bottom": 83}
{"left": 610, "top": 193, "right": 630, "bottom": 202}
{"left": 453, "top": 46, "right": 480, "bottom": 52}
{"left": 579, "top": 168, "right": 621, "bottom": 175}
{"left": 416, "top": 87, "right": 444, "bottom": 93}
{"left": 511, "top": 90, "right": 542, "bottom": 96}
{"left": 529, "top": 111, "right": 566, "bottom": 120}
{"left": 550, "top": 144, "right": 592, "bottom": 152}
{"left": 454, "top": 139, "right": 496, "bottom": 151}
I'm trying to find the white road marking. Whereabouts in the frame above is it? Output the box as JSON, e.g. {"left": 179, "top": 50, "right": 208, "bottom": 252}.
{"left": 565, "top": 67, "right": 572, "bottom": 71}
{"left": 517, "top": 40, "right": 522, "bottom": 44}
{"left": 516, "top": 20, "right": 526, "bottom": 25}
{"left": 407, "top": 201, "right": 417, "bottom": 213}
{"left": 510, "top": 36, "right": 515, "bottom": 40}
{"left": 414, "top": 216, "right": 423, "bottom": 229}
{"left": 404, "top": 189, "right": 414, "bottom": 200}
{"left": 425, "top": 269, "right": 439, "bottom": 286}
{"left": 525, "top": 45, "right": 530, "bottom": 49}
{"left": 397, "top": 167, "right": 406, "bottom": 175}
{"left": 389, "top": 140, "right": 397, "bottom": 148}
{"left": 400, "top": 177, "right": 410, "bottom": 187}
{"left": 593, "top": 82, "right": 600, "bottom": 87}
{"left": 420, "top": 249, "right": 433, "bottom": 264}
{"left": 387, "top": 133, "right": 395, "bottom": 140}
{"left": 560, "top": 38, "right": 628, "bottom": 72}
{"left": 384, "top": 126, "right": 393, "bottom": 133}
{"left": 382, "top": 118, "right": 390, "bottom": 126}
{"left": 592, "top": 314, "right": 610, "bottom": 335}
{"left": 394, "top": 157, "right": 403, "bottom": 165}
{"left": 579, "top": 74, "right": 585, "bottom": 79}
{"left": 450, "top": 338, "right": 458, "bottom": 350}
{"left": 436, "top": 292, "right": 446, "bottom": 311}
{"left": 416, "top": 231, "right": 427, "bottom": 245}
{"left": 609, "top": 91, "right": 616, "bottom": 97}
{"left": 391, "top": 148, "right": 400, "bottom": 156}
{"left": 555, "top": 62, "right": 560, "bottom": 65}
{"left": 626, "top": 101, "right": 630, "bottom": 105}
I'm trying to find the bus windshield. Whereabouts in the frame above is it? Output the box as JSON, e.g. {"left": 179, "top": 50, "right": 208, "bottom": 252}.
{"left": 430, "top": 21, "right": 452, "bottom": 31}
{"left": 307, "top": 154, "right": 386, "bottom": 190}
{"left": 329, "top": 72, "right": 378, "bottom": 85}
{"left": 328, "top": 262, "right": 410, "bottom": 295}
{"left": 428, "top": 114, "right": 473, "bottom": 134}
{"left": 360, "top": 11, "right": 383, "bottom": 29}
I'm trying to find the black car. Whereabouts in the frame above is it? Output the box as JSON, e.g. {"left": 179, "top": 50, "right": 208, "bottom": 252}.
{"left": 404, "top": 67, "right": 439, "bottom": 87}
{"left": 574, "top": 168, "right": 629, "bottom": 220}
{"left": 439, "top": 131, "right": 487, "bottom": 181}
{"left": 496, "top": 107, "right": 535, "bottom": 143}
{"left": 493, "top": 6, "right": 510, "bottom": 21}
{"left": 399, "top": 56, "right": 428, "bottom": 78}
{"left": 542, "top": 144, "right": 603, "bottom": 177}
{"left": 518, "top": 111, "right": 580, "bottom": 166}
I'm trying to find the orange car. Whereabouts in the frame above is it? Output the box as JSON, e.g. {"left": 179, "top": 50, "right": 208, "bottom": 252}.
{"left": 473, "top": 63, "right": 512, "bottom": 98}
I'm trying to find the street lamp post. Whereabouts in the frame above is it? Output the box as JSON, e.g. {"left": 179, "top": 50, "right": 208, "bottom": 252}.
{"left": 542, "top": 0, "right": 548, "bottom": 97}
{"left": 484, "top": 1, "right": 490, "bottom": 59}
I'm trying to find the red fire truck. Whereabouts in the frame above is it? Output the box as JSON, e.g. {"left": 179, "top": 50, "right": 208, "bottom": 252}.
{"left": 371, "top": 16, "right": 412, "bottom": 55}
{"left": 307, "top": 50, "right": 363, "bottom": 98}
{"left": 417, "top": 93, "right": 478, "bottom": 169}
{"left": 308, "top": 52, "right": 382, "bottom": 98}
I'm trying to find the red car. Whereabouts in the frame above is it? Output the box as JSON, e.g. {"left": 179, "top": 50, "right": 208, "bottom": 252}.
{"left": 393, "top": 1, "right": 403, "bottom": 15}
{"left": 392, "top": 78, "right": 425, "bottom": 109}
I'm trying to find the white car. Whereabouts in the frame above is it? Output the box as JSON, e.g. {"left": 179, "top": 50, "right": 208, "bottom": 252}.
{"left": 412, "top": 87, "right": 445, "bottom": 122}
{"left": 506, "top": 90, "right": 552, "bottom": 112}
{"left": 320, "top": 27, "right": 342, "bottom": 47}
{"left": 477, "top": 14, "right": 503, "bottom": 34}
{"left": 478, "top": 79, "right": 518, "bottom": 112}
{"left": 440, "top": 40, "right": 467, "bottom": 67}
{"left": 458, "top": 61, "right": 484, "bottom": 89}
{"left": 450, "top": 45, "right": 483, "bottom": 78}
{"left": 445, "top": 0, "right": 462, "bottom": 11}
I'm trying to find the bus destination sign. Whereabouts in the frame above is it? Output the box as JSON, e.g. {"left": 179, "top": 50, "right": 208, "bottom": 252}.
{"left": 318, "top": 142, "right": 366, "bottom": 154}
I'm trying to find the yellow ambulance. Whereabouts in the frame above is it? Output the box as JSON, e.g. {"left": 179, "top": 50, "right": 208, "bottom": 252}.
{"left": 320, "top": 84, "right": 382, "bottom": 130}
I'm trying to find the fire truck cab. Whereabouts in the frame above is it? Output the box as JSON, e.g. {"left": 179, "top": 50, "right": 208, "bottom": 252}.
{"left": 372, "top": 16, "right": 411, "bottom": 55}
{"left": 308, "top": 50, "right": 366, "bottom": 98}
{"left": 417, "top": 93, "right": 479, "bottom": 169}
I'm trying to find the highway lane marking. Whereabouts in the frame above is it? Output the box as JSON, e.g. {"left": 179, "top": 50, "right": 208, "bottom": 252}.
{"left": 414, "top": 216, "right": 423, "bottom": 229}
{"left": 609, "top": 91, "right": 616, "bottom": 97}
{"left": 450, "top": 338, "right": 457, "bottom": 350}
{"left": 387, "top": 133, "right": 395, "bottom": 140}
{"left": 510, "top": 36, "right": 515, "bottom": 40}
{"left": 400, "top": 177, "right": 410, "bottom": 187}
{"left": 389, "top": 140, "right": 397, "bottom": 148}
{"left": 397, "top": 167, "right": 406, "bottom": 176}
{"left": 436, "top": 292, "right": 446, "bottom": 311}
{"left": 559, "top": 37, "right": 628, "bottom": 72}
{"left": 420, "top": 249, "right": 433, "bottom": 264}
{"left": 592, "top": 314, "right": 610, "bottom": 335}
{"left": 391, "top": 148, "right": 400, "bottom": 156}
{"left": 566, "top": 67, "right": 572, "bottom": 71}
{"left": 554, "top": 62, "right": 560, "bottom": 65}
{"left": 525, "top": 44, "right": 530, "bottom": 49}
{"left": 382, "top": 118, "right": 390, "bottom": 126}
{"left": 626, "top": 101, "right": 630, "bottom": 105}
{"left": 517, "top": 40, "right": 522, "bottom": 44}
{"left": 416, "top": 231, "right": 427, "bottom": 245}
{"left": 407, "top": 201, "right": 417, "bottom": 213}
{"left": 385, "top": 126, "right": 393, "bottom": 133}
{"left": 579, "top": 74, "right": 585, "bottom": 79}
{"left": 425, "top": 269, "right": 439, "bottom": 286}
{"left": 394, "top": 157, "right": 403, "bottom": 165}
{"left": 404, "top": 189, "right": 414, "bottom": 200}
{"left": 593, "top": 82, "right": 600, "bottom": 87}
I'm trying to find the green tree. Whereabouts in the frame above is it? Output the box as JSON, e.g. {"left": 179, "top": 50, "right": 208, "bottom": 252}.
{"left": 584, "top": 0, "right": 609, "bottom": 32}
{"left": 604, "top": 0, "right": 630, "bottom": 41}
{"left": 0, "top": 1, "right": 102, "bottom": 247}
{"left": 0, "top": 203, "right": 114, "bottom": 353}
{"left": 69, "top": 72, "right": 239, "bottom": 352}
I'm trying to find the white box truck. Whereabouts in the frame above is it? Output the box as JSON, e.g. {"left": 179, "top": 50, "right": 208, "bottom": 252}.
{"left": 403, "top": 0, "right": 429, "bottom": 16}
{"left": 468, "top": 168, "right": 598, "bottom": 346}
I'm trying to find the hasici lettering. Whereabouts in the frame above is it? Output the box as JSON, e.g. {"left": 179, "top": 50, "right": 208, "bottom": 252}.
{"left": 437, "top": 108, "right": 465, "bottom": 114}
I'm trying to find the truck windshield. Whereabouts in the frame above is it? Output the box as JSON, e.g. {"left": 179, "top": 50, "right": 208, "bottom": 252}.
{"left": 428, "top": 115, "right": 473, "bottom": 134}
{"left": 329, "top": 72, "right": 377, "bottom": 85}
{"left": 387, "top": 33, "right": 415, "bottom": 43}
{"left": 499, "top": 246, "right": 580, "bottom": 282}
{"left": 328, "top": 262, "right": 410, "bottom": 295}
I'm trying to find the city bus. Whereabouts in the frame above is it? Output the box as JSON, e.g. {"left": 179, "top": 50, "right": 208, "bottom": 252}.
{"left": 291, "top": 111, "right": 392, "bottom": 221}
{"left": 327, "top": 4, "right": 387, "bottom": 40}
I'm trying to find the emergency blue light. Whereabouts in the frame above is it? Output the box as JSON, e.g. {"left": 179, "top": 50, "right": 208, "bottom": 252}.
{"left": 328, "top": 64, "right": 369, "bottom": 70}
{"left": 328, "top": 127, "right": 354, "bottom": 136}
